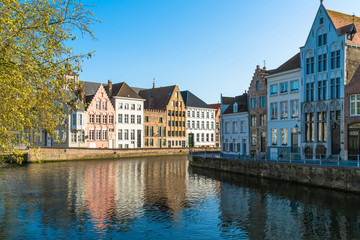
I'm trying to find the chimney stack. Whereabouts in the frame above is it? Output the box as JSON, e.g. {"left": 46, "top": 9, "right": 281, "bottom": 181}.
{"left": 108, "top": 80, "right": 112, "bottom": 97}
{"left": 153, "top": 78, "right": 156, "bottom": 89}
{"left": 81, "top": 86, "right": 85, "bottom": 103}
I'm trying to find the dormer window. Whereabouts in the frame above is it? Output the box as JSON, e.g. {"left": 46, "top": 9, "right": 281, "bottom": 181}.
{"left": 233, "top": 102, "right": 238, "bottom": 113}
{"left": 347, "top": 24, "right": 357, "bottom": 41}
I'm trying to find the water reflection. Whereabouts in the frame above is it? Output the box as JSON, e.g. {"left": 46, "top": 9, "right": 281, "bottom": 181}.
{"left": 190, "top": 167, "right": 360, "bottom": 240}
{"left": 0, "top": 157, "right": 360, "bottom": 239}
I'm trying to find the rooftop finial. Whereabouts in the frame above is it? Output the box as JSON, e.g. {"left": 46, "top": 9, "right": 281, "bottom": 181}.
{"left": 353, "top": 13, "right": 355, "bottom": 24}
{"left": 320, "top": 0, "right": 323, "bottom": 4}
{"left": 153, "top": 78, "right": 155, "bottom": 88}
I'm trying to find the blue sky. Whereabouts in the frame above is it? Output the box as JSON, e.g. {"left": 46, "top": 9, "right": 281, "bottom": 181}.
{"left": 73, "top": 0, "right": 360, "bottom": 103}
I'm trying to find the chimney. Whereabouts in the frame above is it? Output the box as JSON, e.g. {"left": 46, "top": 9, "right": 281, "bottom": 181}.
{"left": 153, "top": 78, "right": 156, "bottom": 89}
{"left": 108, "top": 80, "right": 112, "bottom": 97}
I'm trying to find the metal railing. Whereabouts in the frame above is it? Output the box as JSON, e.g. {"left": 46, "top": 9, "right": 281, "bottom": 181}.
{"left": 189, "top": 152, "right": 360, "bottom": 168}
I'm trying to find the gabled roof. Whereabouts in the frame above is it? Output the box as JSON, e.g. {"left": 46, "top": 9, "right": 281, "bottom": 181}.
{"left": 138, "top": 85, "right": 177, "bottom": 109}
{"left": 131, "top": 87, "right": 146, "bottom": 94}
{"left": 104, "top": 82, "right": 143, "bottom": 99}
{"left": 223, "top": 93, "right": 248, "bottom": 115}
{"left": 180, "top": 91, "right": 212, "bottom": 109}
{"left": 269, "top": 53, "right": 301, "bottom": 75}
{"left": 221, "top": 96, "right": 235, "bottom": 105}
{"left": 209, "top": 103, "right": 221, "bottom": 109}
{"left": 327, "top": 9, "right": 360, "bottom": 45}
{"left": 83, "top": 81, "right": 102, "bottom": 96}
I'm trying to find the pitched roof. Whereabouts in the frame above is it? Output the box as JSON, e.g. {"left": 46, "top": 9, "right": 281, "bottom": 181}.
{"left": 269, "top": 53, "right": 301, "bottom": 75}
{"left": 180, "top": 91, "right": 212, "bottom": 109}
{"left": 223, "top": 93, "right": 248, "bottom": 115}
{"left": 138, "top": 85, "right": 177, "bottom": 109}
{"left": 221, "top": 96, "right": 235, "bottom": 105}
{"left": 209, "top": 103, "right": 221, "bottom": 109}
{"left": 131, "top": 87, "right": 146, "bottom": 94}
{"left": 104, "top": 82, "right": 143, "bottom": 99}
{"left": 83, "top": 81, "right": 102, "bottom": 96}
{"left": 327, "top": 9, "right": 360, "bottom": 45}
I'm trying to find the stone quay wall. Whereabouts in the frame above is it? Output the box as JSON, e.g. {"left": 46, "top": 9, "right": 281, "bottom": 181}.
{"left": 190, "top": 156, "right": 360, "bottom": 193}
{"left": 22, "top": 147, "right": 219, "bottom": 163}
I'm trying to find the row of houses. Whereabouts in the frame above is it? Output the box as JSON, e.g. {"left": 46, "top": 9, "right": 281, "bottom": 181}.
{"left": 220, "top": 2, "right": 360, "bottom": 160}
{"left": 30, "top": 76, "right": 221, "bottom": 149}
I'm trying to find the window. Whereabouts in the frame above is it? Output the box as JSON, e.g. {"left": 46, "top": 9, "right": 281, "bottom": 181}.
{"left": 206, "top": 121, "right": 209, "bottom": 129}
{"left": 96, "top": 101, "right": 100, "bottom": 110}
{"left": 118, "top": 129, "right": 122, "bottom": 140}
{"left": 206, "top": 112, "right": 209, "bottom": 118}
{"left": 251, "top": 116, "right": 257, "bottom": 127}
{"left": 125, "top": 103, "right": 129, "bottom": 110}
{"left": 71, "top": 132, "right": 77, "bottom": 143}
{"left": 131, "top": 115, "right": 135, "bottom": 124}
{"left": 145, "top": 126, "right": 148, "bottom": 137}
{"left": 225, "top": 122, "right": 230, "bottom": 133}
{"left": 96, "top": 115, "right": 101, "bottom": 124}
{"left": 259, "top": 96, "right": 266, "bottom": 108}
{"left": 102, "top": 101, "right": 107, "bottom": 110}
{"left": 320, "top": 17, "right": 324, "bottom": 24}
{"left": 192, "top": 111, "right": 195, "bottom": 117}
{"left": 290, "top": 100, "right": 299, "bottom": 118}
{"left": 318, "top": 33, "right": 327, "bottom": 47}
{"left": 251, "top": 132, "right": 257, "bottom": 145}
{"left": 131, "top": 130, "right": 135, "bottom": 140}
{"left": 201, "top": 134, "right": 204, "bottom": 142}
{"left": 256, "top": 81, "right": 260, "bottom": 90}
{"left": 137, "top": 115, "right": 141, "bottom": 124}
{"left": 306, "top": 83, "right": 314, "bottom": 102}
{"left": 102, "top": 115, "right": 107, "bottom": 124}
{"left": 89, "top": 130, "right": 94, "bottom": 141}
{"left": 350, "top": 94, "right": 360, "bottom": 115}
{"left": 281, "top": 129, "right": 287, "bottom": 145}
{"left": 306, "top": 57, "right": 314, "bottom": 74}
{"left": 159, "top": 117, "right": 162, "bottom": 123}
{"left": 232, "top": 121, "right": 238, "bottom": 133}
{"left": 318, "top": 54, "right": 327, "bottom": 72}
{"left": 305, "top": 113, "right": 315, "bottom": 142}
{"left": 196, "top": 121, "right": 200, "bottom": 129}
{"left": 119, "top": 103, "right": 123, "bottom": 109}
{"left": 318, "top": 80, "right": 327, "bottom": 100}
{"left": 187, "top": 111, "right": 191, "bottom": 117}
{"left": 280, "top": 83, "right": 288, "bottom": 94}
{"left": 158, "top": 127, "right": 162, "bottom": 137}
{"left": 317, "top": 112, "right": 327, "bottom": 142}
{"left": 162, "top": 127, "right": 166, "bottom": 137}
{"left": 124, "top": 114, "right": 129, "bottom": 123}
{"left": 206, "top": 134, "right": 209, "bottom": 142}
{"left": 144, "top": 116, "right": 149, "bottom": 122}
{"left": 96, "top": 130, "right": 101, "bottom": 141}
{"left": 270, "top": 103, "right": 278, "bottom": 120}
{"left": 270, "top": 84, "right": 278, "bottom": 96}
{"left": 280, "top": 101, "right": 288, "bottom": 119}
{"left": 137, "top": 104, "right": 142, "bottom": 110}
{"left": 192, "top": 121, "right": 195, "bottom": 129}
{"left": 145, "top": 139, "right": 149, "bottom": 147}
{"left": 72, "top": 113, "right": 77, "bottom": 126}
{"left": 260, "top": 114, "right": 266, "bottom": 126}
{"left": 118, "top": 114, "right": 123, "bottom": 123}
{"left": 331, "top": 51, "right": 340, "bottom": 69}
{"left": 150, "top": 139, "right": 153, "bottom": 146}
{"left": 124, "top": 130, "right": 129, "bottom": 140}
{"left": 150, "top": 126, "right": 153, "bottom": 137}
{"left": 103, "top": 129, "right": 107, "bottom": 140}
{"left": 330, "top": 78, "right": 340, "bottom": 99}
{"left": 290, "top": 81, "right": 299, "bottom": 92}
{"left": 196, "top": 112, "right": 200, "bottom": 118}
{"left": 201, "top": 112, "right": 204, "bottom": 118}
{"left": 89, "top": 114, "right": 94, "bottom": 123}
{"left": 272, "top": 129, "right": 277, "bottom": 145}
{"left": 250, "top": 98, "right": 257, "bottom": 109}
{"left": 175, "top": 92, "right": 178, "bottom": 98}
{"left": 109, "top": 115, "right": 114, "bottom": 124}
{"left": 172, "top": 101, "right": 174, "bottom": 107}
{"left": 131, "top": 104, "right": 135, "bottom": 110}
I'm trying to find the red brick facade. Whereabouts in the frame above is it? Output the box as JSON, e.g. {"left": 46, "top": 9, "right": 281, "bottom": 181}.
{"left": 248, "top": 66, "right": 268, "bottom": 156}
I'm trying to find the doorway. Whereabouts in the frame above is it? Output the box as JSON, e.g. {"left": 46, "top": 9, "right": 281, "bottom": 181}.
{"left": 331, "top": 123, "right": 340, "bottom": 155}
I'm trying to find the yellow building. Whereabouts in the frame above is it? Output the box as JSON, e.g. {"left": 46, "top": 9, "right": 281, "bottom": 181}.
{"left": 139, "top": 85, "right": 187, "bottom": 148}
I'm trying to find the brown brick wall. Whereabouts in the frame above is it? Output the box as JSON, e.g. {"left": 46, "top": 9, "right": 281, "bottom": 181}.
{"left": 345, "top": 46, "right": 360, "bottom": 84}
{"left": 248, "top": 66, "right": 268, "bottom": 155}
{"left": 143, "top": 109, "right": 167, "bottom": 148}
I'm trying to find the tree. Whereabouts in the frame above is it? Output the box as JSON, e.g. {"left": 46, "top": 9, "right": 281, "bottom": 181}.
{"left": 0, "top": 0, "right": 97, "bottom": 161}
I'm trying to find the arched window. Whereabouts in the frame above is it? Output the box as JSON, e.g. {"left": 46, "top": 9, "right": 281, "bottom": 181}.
{"left": 305, "top": 147, "right": 313, "bottom": 159}
{"left": 315, "top": 145, "right": 326, "bottom": 159}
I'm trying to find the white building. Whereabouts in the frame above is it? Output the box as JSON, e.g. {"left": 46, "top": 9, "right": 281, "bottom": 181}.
{"left": 267, "top": 53, "right": 301, "bottom": 160}
{"left": 105, "top": 81, "right": 145, "bottom": 149}
{"left": 220, "top": 93, "right": 249, "bottom": 156}
{"left": 300, "top": 3, "right": 360, "bottom": 159}
{"left": 181, "top": 91, "right": 216, "bottom": 147}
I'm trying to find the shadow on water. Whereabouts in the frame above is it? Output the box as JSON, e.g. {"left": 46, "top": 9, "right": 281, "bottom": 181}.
{"left": 190, "top": 166, "right": 360, "bottom": 240}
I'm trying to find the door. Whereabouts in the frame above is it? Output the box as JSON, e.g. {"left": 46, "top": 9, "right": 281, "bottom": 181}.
{"left": 137, "top": 130, "right": 142, "bottom": 148}
{"left": 242, "top": 140, "right": 246, "bottom": 156}
{"left": 188, "top": 133, "right": 194, "bottom": 148}
{"left": 331, "top": 123, "right": 340, "bottom": 155}
{"left": 260, "top": 132, "right": 266, "bottom": 153}
{"left": 109, "top": 140, "right": 113, "bottom": 149}
{"left": 348, "top": 123, "right": 360, "bottom": 159}
{"left": 291, "top": 132, "right": 298, "bottom": 153}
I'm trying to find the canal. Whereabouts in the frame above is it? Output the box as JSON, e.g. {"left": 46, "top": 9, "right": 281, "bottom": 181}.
{"left": 0, "top": 156, "right": 359, "bottom": 239}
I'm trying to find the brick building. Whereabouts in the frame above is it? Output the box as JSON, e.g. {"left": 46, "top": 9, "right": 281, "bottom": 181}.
{"left": 209, "top": 104, "right": 221, "bottom": 147}
{"left": 345, "top": 66, "right": 360, "bottom": 159}
{"left": 248, "top": 65, "right": 270, "bottom": 157}
{"left": 143, "top": 109, "right": 167, "bottom": 148}
{"left": 139, "top": 85, "right": 187, "bottom": 148}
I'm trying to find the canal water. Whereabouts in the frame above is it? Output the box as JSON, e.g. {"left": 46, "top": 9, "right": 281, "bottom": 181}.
{"left": 0, "top": 156, "right": 359, "bottom": 239}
